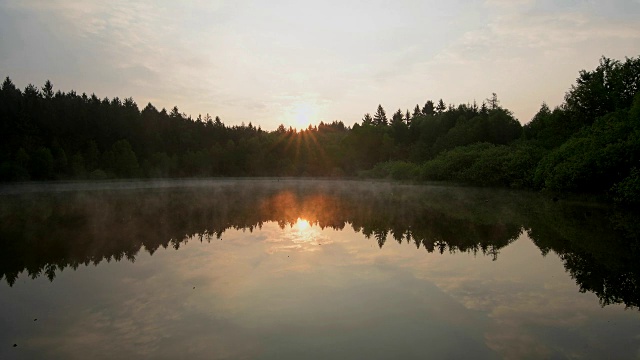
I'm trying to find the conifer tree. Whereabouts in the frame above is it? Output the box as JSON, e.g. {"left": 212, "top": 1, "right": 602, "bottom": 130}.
{"left": 373, "top": 104, "right": 388, "bottom": 126}
{"left": 362, "top": 113, "right": 373, "bottom": 125}
{"left": 422, "top": 101, "right": 435, "bottom": 116}
{"left": 413, "top": 104, "right": 421, "bottom": 118}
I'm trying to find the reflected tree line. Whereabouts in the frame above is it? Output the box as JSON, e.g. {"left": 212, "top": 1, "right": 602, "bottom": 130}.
{"left": 526, "top": 205, "right": 640, "bottom": 309}
{"left": 0, "top": 181, "right": 639, "bottom": 308}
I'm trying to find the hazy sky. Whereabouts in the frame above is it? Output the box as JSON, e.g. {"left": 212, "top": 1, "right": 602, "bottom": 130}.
{"left": 1, "top": 0, "right": 639, "bottom": 130}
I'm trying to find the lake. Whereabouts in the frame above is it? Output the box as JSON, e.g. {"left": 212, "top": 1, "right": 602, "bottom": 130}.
{"left": 1, "top": 179, "right": 639, "bottom": 359}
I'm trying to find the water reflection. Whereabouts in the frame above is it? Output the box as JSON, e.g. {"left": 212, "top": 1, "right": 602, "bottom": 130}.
{"left": 0, "top": 179, "right": 638, "bottom": 310}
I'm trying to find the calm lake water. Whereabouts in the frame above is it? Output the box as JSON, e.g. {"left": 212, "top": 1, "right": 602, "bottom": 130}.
{"left": 1, "top": 179, "right": 639, "bottom": 359}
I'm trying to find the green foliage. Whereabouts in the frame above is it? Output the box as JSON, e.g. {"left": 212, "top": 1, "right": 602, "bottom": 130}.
{"left": 70, "top": 153, "right": 86, "bottom": 177}
{"left": 520, "top": 55, "right": 640, "bottom": 200}
{"left": 12, "top": 148, "right": 30, "bottom": 181}
{"left": 486, "top": 108, "right": 522, "bottom": 144}
{"left": 0, "top": 75, "right": 523, "bottom": 182}
{"left": 109, "top": 139, "right": 140, "bottom": 178}
{"left": 523, "top": 104, "right": 575, "bottom": 149}
{"left": 565, "top": 56, "right": 640, "bottom": 126}
{"left": 362, "top": 113, "right": 373, "bottom": 125}
{"left": 342, "top": 123, "right": 390, "bottom": 170}
{"left": 89, "top": 169, "right": 108, "bottom": 180}
{"left": 52, "top": 142, "right": 68, "bottom": 176}
{"left": 533, "top": 108, "right": 639, "bottom": 193}
{"left": 0, "top": 53, "right": 638, "bottom": 204}
{"left": 502, "top": 142, "right": 549, "bottom": 188}
{"left": 373, "top": 104, "right": 388, "bottom": 126}
{"left": 422, "top": 101, "right": 435, "bottom": 116}
{"left": 420, "top": 143, "right": 493, "bottom": 182}
{"left": 611, "top": 168, "right": 640, "bottom": 204}
{"left": 29, "top": 147, "right": 54, "bottom": 180}
{"left": 420, "top": 142, "right": 547, "bottom": 188}
{"left": 524, "top": 56, "right": 640, "bottom": 152}
{"left": 409, "top": 99, "right": 522, "bottom": 160}
{"left": 360, "top": 161, "right": 419, "bottom": 180}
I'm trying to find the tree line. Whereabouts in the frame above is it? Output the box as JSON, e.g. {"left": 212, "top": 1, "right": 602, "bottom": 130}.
{"left": 1, "top": 55, "right": 639, "bottom": 203}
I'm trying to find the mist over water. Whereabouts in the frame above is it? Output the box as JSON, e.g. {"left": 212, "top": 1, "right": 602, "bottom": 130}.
{"left": 1, "top": 179, "right": 639, "bottom": 359}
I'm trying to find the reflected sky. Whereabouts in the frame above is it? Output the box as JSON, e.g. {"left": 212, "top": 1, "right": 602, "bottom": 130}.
{"left": 1, "top": 180, "right": 639, "bottom": 359}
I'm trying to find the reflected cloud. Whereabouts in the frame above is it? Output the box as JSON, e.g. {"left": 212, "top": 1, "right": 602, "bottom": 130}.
{"left": 264, "top": 218, "right": 330, "bottom": 254}
{"left": 0, "top": 179, "right": 638, "bottom": 311}
{"left": 1, "top": 180, "right": 640, "bottom": 358}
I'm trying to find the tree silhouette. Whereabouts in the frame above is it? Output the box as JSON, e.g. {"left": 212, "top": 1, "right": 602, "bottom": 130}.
{"left": 42, "top": 80, "right": 53, "bottom": 99}
{"left": 373, "top": 104, "right": 388, "bottom": 126}
{"left": 413, "top": 104, "right": 421, "bottom": 118}
{"left": 0, "top": 54, "right": 638, "bottom": 203}
{"left": 362, "top": 113, "right": 373, "bottom": 125}
{"left": 422, "top": 100, "right": 435, "bottom": 116}
{"left": 391, "top": 109, "right": 404, "bottom": 125}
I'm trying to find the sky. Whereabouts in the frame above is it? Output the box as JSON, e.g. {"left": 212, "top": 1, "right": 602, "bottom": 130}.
{"left": 1, "top": 0, "right": 639, "bottom": 130}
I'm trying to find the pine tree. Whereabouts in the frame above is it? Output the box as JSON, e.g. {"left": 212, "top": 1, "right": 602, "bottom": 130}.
{"left": 42, "top": 80, "right": 54, "bottom": 99}
{"left": 391, "top": 109, "right": 404, "bottom": 125}
{"left": 362, "top": 113, "right": 373, "bottom": 125}
{"left": 422, "top": 101, "right": 435, "bottom": 116}
{"left": 373, "top": 104, "right": 388, "bottom": 126}
{"left": 413, "top": 104, "right": 421, "bottom": 118}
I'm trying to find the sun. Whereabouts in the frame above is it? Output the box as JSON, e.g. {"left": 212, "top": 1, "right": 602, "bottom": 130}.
{"left": 291, "top": 102, "right": 318, "bottom": 129}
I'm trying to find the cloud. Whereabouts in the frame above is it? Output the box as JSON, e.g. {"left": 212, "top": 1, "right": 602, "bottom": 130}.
{"left": 402, "top": 0, "right": 640, "bottom": 122}
{"left": 1, "top": 0, "right": 222, "bottom": 108}
{"left": 1, "top": 0, "right": 639, "bottom": 128}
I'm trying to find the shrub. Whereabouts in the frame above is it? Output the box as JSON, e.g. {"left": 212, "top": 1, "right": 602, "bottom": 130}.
{"left": 360, "top": 161, "right": 419, "bottom": 180}
{"left": 611, "top": 168, "right": 640, "bottom": 205}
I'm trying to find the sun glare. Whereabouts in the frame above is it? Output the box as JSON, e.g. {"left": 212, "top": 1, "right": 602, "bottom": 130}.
{"left": 290, "top": 102, "right": 318, "bottom": 129}
{"left": 296, "top": 218, "right": 311, "bottom": 231}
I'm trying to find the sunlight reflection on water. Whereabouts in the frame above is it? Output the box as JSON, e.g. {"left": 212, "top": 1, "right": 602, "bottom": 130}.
{"left": 0, "top": 179, "right": 639, "bottom": 359}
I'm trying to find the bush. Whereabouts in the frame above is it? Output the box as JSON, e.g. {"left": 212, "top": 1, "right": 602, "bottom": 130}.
{"left": 611, "top": 168, "right": 640, "bottom": 204}
{"left": 89, "top": 169, "right": 108, "bottom": 180}
{"left": 29, "top": 147, "right": 54, "bottom": 180}
{"left": 387, "top": 161, "right": 419, "bottom": 180}
{"left": 419, "top": 143, "right": 493, "bottom": 182}
{"left": 419, "top": 142, "right": 547, "bottom": 188}
{"left": 534, "top": 109, "right": 638, "bottom": 193}
{"left": 359, "top": 161, "right": 419, "bottom": 180}
{"left": 463, "top": 146, "right": 513, "bottom": 186}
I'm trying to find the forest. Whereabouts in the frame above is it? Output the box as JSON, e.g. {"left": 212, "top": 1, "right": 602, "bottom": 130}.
{"left": 1, "top": 55, "right": 639, "bottom": 204}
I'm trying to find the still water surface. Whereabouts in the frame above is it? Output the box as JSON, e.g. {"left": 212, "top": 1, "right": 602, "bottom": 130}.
{"left": 0, "top": 179, "right": 639, "bottom": 359}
